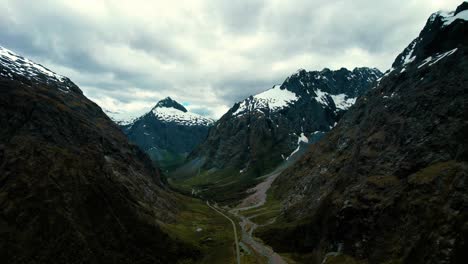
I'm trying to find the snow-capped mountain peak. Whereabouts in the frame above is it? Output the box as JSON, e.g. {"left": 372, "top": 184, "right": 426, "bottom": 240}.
{"left": 232, "top": 85, "right": 299, "bottom": 116}
{"left": 120, "top": 97, "right": 215, "bottom": 164}
{"left": 151, "top": 107, "right": 214, "bottom": 126}
{"left": 392, "top": 2, "right": 468, "bottom": 70}
{"left": 0, "top": 46, "right": 74, "bottom": 93}
{"left": 439, "top": 2, "right": 468, "bottom": 27}
{"left": 231, "top": 67, "right": 382, "bottom": 117}
{"left": 150, "top": 98, "right": 214, "bottom": 126}
{"left": 153, "top": 96, "right": 188, "bottom": 112}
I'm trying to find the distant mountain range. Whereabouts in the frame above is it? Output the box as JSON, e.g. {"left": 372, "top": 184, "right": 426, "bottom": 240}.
{"left": 256, "top": 3, "right": 468, "bottom": 263}
{"left": 171, "top": 67, "right": 382, "bottom": 202}
{"left": 120, "top": 97, "right": 214, "bottom": 170}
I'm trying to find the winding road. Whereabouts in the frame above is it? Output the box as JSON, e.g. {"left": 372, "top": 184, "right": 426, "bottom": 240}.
{"left": 206, "top": 201, "right": 241, "bottom": 264}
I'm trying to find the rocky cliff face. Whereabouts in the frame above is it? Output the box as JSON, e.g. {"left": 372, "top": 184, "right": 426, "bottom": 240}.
{"left": 177, "top": 67, "right": 381, "bottom": 202}
{"left": 257, "top": 3, "right": 468, "bottom": 263}
{"left": 0, "top": 46, "right": 197, "bottom": 263}
{"left": 121, "top": 97, "right": 214, "bottom": 170}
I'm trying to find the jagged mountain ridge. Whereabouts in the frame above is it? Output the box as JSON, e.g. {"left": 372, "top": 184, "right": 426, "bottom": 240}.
{"left": 121, "top": 97, "right": 214, "bottom": 170}
{"left": 392, "top": 3, "right": 468, "bottom": 70}
{"left": 257, "top": 3, "right": 468, "bottom": 263}
{"left": 0, "top": 46, "right": 198, "bottom": 263}
{"left": 215, "top": 67, "right": 383, "bottom": 166}
{"left": 0, "top": 46, "right": 78, "bottom": 93}
{"left": 175, "top": 67, "right": 382, "bottom": 203}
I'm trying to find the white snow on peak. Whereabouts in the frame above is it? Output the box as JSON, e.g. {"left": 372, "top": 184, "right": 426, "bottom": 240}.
{"left": 314, "top": 89, "right": 356, "bottom": 110}
{"left": 152, "top": 106, "right": 214, "bottom": 126}
{"left": 441, "top": 9, "right": 468, "bottom": 26}
{"left": 0, "top": 46, "right": 71, "bottom": 92}
{"left": 233, "top": 85, "right": 299, "bottom": 116}
{"left": 233, "top": 68, "right": 379, "bottom": 117}
{"left": 418, "top": 48, "right": 458, "bottom": 69}
{"left": 253, "top": 85, "right": 299, "bottom": 110}
{"left": 104, "top": 109, "right": 137, "bottom": 126}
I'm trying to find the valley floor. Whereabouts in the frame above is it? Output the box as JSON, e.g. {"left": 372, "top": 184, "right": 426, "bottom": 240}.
{"left": 163, "top": 169, "right": 292, "bottom": 264}
{"left": 166, "top": 162, "right": 338, "bottom": 263}
{"left": 160, "top": 194, "right": 237, "bottom": 264}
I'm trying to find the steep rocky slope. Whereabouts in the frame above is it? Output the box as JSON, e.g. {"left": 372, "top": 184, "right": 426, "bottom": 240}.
{"left": 175, "top": 67, "right": 381, "bottom": 203}
{"left": 0, "top": 46, "right": 197, "bottom": 263}
{"left": 257, "top": 3, "right": 468, "bottom": 264}
{"left": 121, "top": 97, "right": 214, "bottom": 170}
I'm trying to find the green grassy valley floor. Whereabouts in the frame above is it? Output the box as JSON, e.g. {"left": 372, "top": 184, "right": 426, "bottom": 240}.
{"left": 168, "top": 168, "right": 266, "bottom": 204}
{"left": 166, "top": 163, "right": 361, "bottom": 264}
{"left": 161, "top": 194, "right": 273, "bottom": 264}
{"left": 166, "top": 167, "right": 304, "bottom": 263}
{"left": 234, "top": 190, "right": 354, "bottom": 264}
{"left": 161, "top": 194, "right": 237, "bottom": 264}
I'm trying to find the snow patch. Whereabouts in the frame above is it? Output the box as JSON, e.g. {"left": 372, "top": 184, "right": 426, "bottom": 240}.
{"left": 418, "top": 56, "right": 433, "bottom": 69}
{"left": 441, "top": 10, "right": 468, "bottom": 26}
{"left": 418, "top": 48, "right": 458, "bottom": 69}
{"left": 402, "top": 40, "right": 417, "bottom": 66}
{"left": 286, "top": 133, "right": 309, "bottom": 160}
{"left": 428, "top": 48, "right": 458, "bottom": 66}
{"left": 381, "top": 68, "right": 395, "bottom": 80}
{"left": 104, "top": 109, "right": 137, "bottom": 126}
{"left": 298, "top": 132, "right": 309, "bottom": 144}
{"left": 314, "top": 89, "right": 329, "bottom": 105}
{"left": 330, "top": 93, "right": 356, "bottom": 110}
{"left": 0, "top": 46, "right": 71, "bottom": 92}
{"left": 152, "top": 106, "right": 214, "bottom": 126}
{"left": 314, "top": 89, "right": 356, "bottom": 110}
{"left": 253, "top": 85, "right": 299, "bottom": 110}
{"left": 233, "top": 85, "right": 299, "bottom": 116}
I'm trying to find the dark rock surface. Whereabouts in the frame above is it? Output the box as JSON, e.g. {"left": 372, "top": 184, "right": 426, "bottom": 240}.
{"left": 0, "top": 47, "right": 197, "bottom": 263}
{"left": 257, "top": 4, "right": 468, "bottom": 263}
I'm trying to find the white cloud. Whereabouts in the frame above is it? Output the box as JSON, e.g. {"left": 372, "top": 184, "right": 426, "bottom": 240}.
{"left": 0, "top": 0, "right": 462, "bottom": 120}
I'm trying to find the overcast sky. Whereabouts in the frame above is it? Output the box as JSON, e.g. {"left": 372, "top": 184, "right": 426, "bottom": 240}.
{"left": 0, "top": 0, "right": 462, "bottom": 119}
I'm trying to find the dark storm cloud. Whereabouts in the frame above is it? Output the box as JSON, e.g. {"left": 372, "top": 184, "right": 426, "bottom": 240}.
{"left": 0, "top": 0, "right": 462, "bottom": 119}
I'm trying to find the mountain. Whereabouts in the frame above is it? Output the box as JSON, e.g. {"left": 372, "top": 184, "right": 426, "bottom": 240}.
{"left": 173, "top": 67, "right": 382, "bottom": 203}
{"left": 121, "top": 97, "right": 214, "bottom": 170}
{"left": 256, "top": 3, "right": 468, "bottom": 263}
{"left": 0, "top": 46, "right": 198, "bottom": 263}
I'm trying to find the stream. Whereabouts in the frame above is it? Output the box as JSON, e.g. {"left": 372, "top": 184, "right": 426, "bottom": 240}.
{"left": 230, "top": 171, "right": 287, "bottom": 264}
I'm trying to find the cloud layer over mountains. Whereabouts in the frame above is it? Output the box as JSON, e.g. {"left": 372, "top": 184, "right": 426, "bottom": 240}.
{"left": 0, "top": 0, "right": 461, "bottom": 119}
